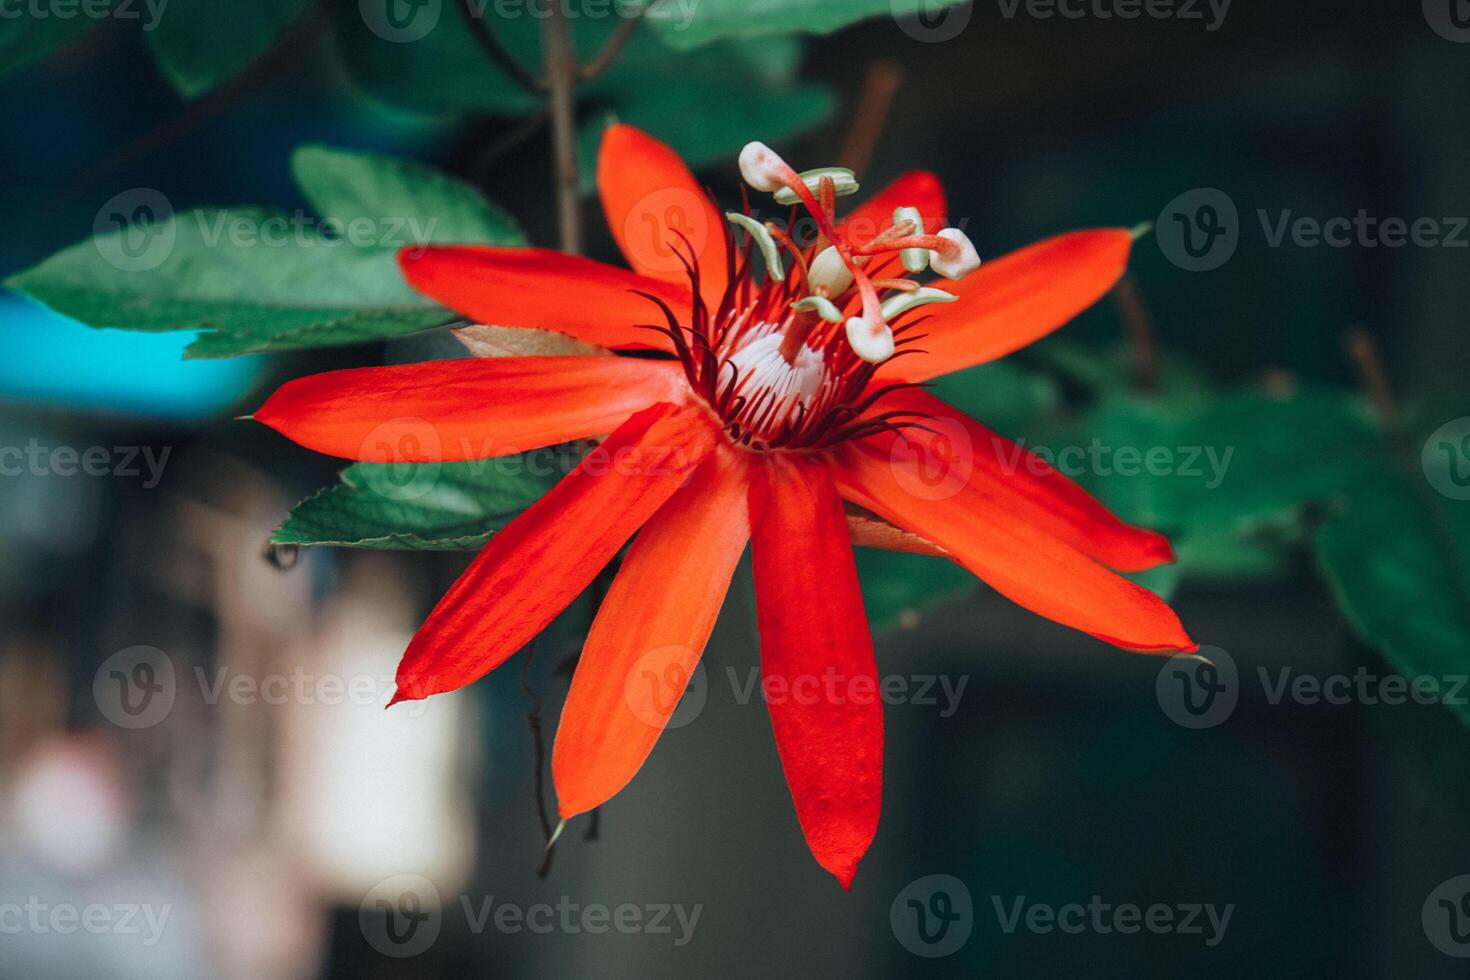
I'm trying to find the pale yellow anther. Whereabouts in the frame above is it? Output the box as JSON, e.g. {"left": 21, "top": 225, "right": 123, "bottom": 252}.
{"left": 929, "top": 228, "right": 981, "bottom": 280}
{"left": 773, "top": 167, "right": 860, "bottom": 206}
{"left": 845, "top": 313, "right": 894, "bottom": 364}
{"left": 893, "top": 206, "right": 930, "bottom": 274}
{"left": 808, "top": 245, "right": 853, "bottom": 296}
{"left": 738, "top": 141, "right": 787, "bottom": 193}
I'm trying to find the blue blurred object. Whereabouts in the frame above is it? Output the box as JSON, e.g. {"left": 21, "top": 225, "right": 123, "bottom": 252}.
{"left": 0, "top": 292, "right": 264, "bottom": 421}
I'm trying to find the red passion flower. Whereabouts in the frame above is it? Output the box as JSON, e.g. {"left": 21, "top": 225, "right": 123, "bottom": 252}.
{"left": 255, "top": 125, "right": 1196, "bottom": 888}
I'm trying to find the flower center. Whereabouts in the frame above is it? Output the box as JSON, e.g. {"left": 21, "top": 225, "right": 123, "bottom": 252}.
{"left": 719, "top": 326, "right": 826, "bottom": 445}
{"left": 635, "top": 140, "right": 981, "bottom": 452}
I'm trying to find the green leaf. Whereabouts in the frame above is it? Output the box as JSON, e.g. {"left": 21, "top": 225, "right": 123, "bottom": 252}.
{"left": 1, "top": 3, "right": 109, "bottom": 77}
{"left": 327, "top": 0, "right": 542, "bottom": 116}
{"left": 329, "top": 11, "right": 834, "bottom": 167}
{"left": 1071, "top": 387, "right": 1382, "bottom": 535}
{"left": 273, "top": 457, "right": 563, "bottom": 550}
{"left": 142, "top": 0, "right": 308, "bottom": 98}
{"left": 1316, "top": 467, "right": 1470, "bottom": 727}
{"left": 7, "top": 207, "right": 456, "bottom": 358}
{"left": 1018, "top": 385, "right": 1383, "bottom": 591}
{"left": 291, "top": 144, "right": 526, "bottom": 246}
{"left": 644, "top": 0, "right": 967, "bottom": 50}
{"left": 6, "top": 147, "right": 525, "bottom": 357}
{"left": 586, "top": 33, "right": 834, "bottom": 168}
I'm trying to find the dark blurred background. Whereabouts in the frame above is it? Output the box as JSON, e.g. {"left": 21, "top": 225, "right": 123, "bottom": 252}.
{"left": 2, "top": 1, "right": 1468, "bottom": 977}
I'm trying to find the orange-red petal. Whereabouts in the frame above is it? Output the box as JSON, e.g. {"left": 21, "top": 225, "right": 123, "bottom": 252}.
{"left": 255, "top": 356, "right": 685, "bottom": 461}
{"left": 598, "top": 124, "right": 728, "bottom": 311}
{"left": 882, "top": 228, "right": 1134, "bottom": 382}
{"left": 749, "top": 453, "right": 882, "bottom": 889}
{"left": 835, "top": 441, "right": 1195, "bottom": 653}
{"left": 861, "top": 387, "right": 1175, "bottom": 572}
{"left": 552, "top": 444, "right": 749, "bottom": 818}
{"left": 390, "top": 403, "right": 719, "bottom": 703}
{"left": 399, "top": 245, "right": 685, "bottom": 351}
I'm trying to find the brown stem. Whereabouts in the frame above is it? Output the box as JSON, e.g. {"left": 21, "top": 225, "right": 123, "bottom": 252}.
{"left": 1343, "top": 327, "right": 1470, "bottom": 637}
{"left": 838, "top": 60, "right": 904, "bottom": 174}
{"left": 1344, "top": 325, "right": 1397, "bottom": 426}
{"left": 457, "top": 0, "right": 544, "bottom": 94}
{"left": 1110, "top": 272, "right": 1159, "bottom": 393}
{"left": 542, "top": 2, "right": 583, "bottom": 255}
{"left": 578, "top": 12, "right": 640, "bottom": 81}
{"left": 55, "top": 4, "right": 328, "bottom": 206}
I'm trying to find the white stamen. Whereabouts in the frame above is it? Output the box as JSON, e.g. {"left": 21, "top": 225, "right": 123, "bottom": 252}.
{"left": 772, "top": 166, "right": 860, "bottom": 206}
{"left": 928, "top": 228, "right": 981, "bottom": 280}
{"left": 808, "top": 245, "right": 853, "bottom": 296}
{"left": 845, "top": 314, "right": 894, "bottom": 364}
{"left": 880, "top": 285, "right": 958, "bottom": 320}
{"left": 725, "top": 330, "right": 825, "bottom": 423}
{"left": 738, "top": 141, "right": 787, "bottom": 193}
{"left": 791, "top": 295, "right": 845, "bottom": 323}
{"left": 726, "top": 211, "right": 784, "bottom": 281}
{"left": 894, "top": 206, "right": 930, "bottom": 274}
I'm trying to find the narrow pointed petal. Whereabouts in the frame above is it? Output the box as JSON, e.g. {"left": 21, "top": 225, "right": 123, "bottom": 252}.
{"left": 391, "top": 404, "right": 719, "bottom": 703}
{"left": 881, "top": 229, "right": 1134, "bottom": 382}
{"left": 835, "top": 442, "right": 1195, "bottom": 653}
{"left": 598, "top": 124, "right": 729, "bottom": 309}
{"left": 399, "top": 245, "right": 687, "bottom": 351}
{"left": 255, "top": 356, "right": 685, "bottom": 462}
{"left": 553, "top": 445, "right": 749, "bottom": 818}
{"left": 836, "top": 170, "right": 946, "bottom": 246}
{"left": 860, "top": 387, "right": 1175, "bottom": 572}
{"left": 749, "top": 454, "right": 882, "bottom": 889}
